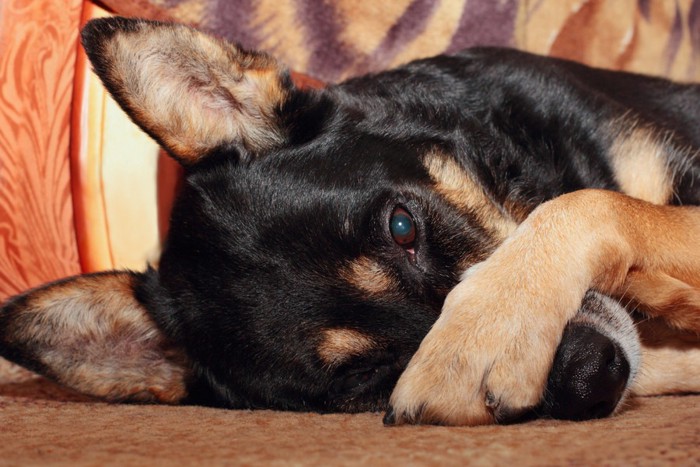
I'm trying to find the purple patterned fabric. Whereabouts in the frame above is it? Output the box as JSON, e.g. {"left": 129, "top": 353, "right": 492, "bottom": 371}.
{"left": 102, "top": 0, "right": 700, "bottom": 82}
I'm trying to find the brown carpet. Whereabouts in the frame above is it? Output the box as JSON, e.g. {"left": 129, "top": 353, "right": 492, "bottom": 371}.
{"left": 1, "top": 373, "right": 699, "bottom": 466}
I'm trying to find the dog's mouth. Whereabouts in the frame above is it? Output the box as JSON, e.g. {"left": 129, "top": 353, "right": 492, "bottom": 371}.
{"left": 329, "top": 302, "right": 636, "bottom": 420}
{"left": 325, "top": 358, "right": 410, "bottom": 413}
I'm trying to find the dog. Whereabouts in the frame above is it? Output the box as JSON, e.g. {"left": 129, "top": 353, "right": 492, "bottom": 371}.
{"left": 1, "top": 17, "right": 699, "bottom": 426}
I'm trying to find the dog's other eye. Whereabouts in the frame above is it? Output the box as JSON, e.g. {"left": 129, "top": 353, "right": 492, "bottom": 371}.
{"left": 389, "top": 207, "right": 416, "bottom": 251}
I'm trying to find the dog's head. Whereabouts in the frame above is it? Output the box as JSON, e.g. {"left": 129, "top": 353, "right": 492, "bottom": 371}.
{"left": 0, "top": 18, "right": 504, "bottom": 412}
{"left": 0, "top": 19, "right": 640, "bottom": 419}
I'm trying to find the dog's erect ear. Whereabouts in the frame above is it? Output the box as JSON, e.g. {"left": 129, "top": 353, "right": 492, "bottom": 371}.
{"left": 0, "top": 271, "right": 188, "bottom": 403}
{"left": 81, "top": 17, "right": 293, "bottom": 165}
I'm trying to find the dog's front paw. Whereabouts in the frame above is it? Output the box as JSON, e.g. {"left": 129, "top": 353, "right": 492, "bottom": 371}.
{"left": 384, "top": 191, "right": 642, "bottom": 426}
{"left": 384, "top": 332, "right": 510, "bottom": 426}
{"left": 385, "top": 263, "right": 568, "bottom": 426}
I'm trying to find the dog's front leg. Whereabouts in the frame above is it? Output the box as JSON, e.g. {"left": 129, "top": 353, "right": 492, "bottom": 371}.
{"left": 386, "top": 189, "right": 700, "bottom": 426}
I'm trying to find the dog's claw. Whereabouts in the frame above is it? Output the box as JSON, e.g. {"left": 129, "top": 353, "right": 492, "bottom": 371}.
{"left": 382, "top": 407, "right": 396, "bottom": 426}
{"left": 485, "top": 390, "right": 497, "bottom": 408}
{"left": 385, "top": 405, "right": 430, "bottom": 426}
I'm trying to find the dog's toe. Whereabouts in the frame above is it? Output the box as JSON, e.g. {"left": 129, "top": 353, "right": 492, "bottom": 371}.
{"left": 386, "top": 339, "right": 497, "bottom": 426}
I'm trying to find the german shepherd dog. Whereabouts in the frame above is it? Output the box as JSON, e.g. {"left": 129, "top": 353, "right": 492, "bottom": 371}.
{"left": 2, "top": 18, "right": 700, "bottom": 426}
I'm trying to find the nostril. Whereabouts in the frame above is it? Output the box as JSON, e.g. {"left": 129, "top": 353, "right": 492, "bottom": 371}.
{"left": 604, "top": 345, "right": 616, "bottom": 368}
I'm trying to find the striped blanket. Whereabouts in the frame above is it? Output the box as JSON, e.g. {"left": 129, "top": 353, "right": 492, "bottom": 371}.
{"left": 102, "top": 0, "right": 700, "bottom": 82}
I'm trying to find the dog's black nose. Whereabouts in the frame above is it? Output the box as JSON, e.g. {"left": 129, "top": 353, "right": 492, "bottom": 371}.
{"left": 545, "top": 324, "right": 630, "bottom": 421}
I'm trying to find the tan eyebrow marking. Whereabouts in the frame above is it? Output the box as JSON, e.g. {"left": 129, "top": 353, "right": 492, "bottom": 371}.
{"left": 423, "top": 149, "right": 517, "bottom": 240}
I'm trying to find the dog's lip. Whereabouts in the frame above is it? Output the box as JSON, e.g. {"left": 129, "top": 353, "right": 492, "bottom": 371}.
{"left": 328, "top": 356, "right": 409, "bottom": 404}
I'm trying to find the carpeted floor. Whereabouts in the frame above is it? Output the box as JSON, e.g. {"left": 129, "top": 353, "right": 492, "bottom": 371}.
{"left": 1, "top": 372, "right": 699, "bottom": 466}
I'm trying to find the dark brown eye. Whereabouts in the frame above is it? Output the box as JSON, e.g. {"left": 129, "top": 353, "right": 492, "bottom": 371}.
{"left": 389, "top": 207, "right": 416, "bottom": 249}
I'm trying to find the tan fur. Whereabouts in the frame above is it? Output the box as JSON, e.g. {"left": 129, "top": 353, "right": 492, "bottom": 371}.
{"left": 6, "top": 273, "right": 188, "bottom": 403}
{"left": 390, "top": 190, "right": 700, "bottom": 425}
{"left": 621, "top": 270, "right": 700, "bottom": 331}
{"left": 423, "top": 150, "right": 517, "bottom": 242}
{"left": 318, "top": 328, "right": 376, "bottom": 366}
{"left": 609, "top": 126, "right": 673, "bottom": 204}
{"left": 103, "top": 21, "right": 288, "bottom": 163}
{"left": 342, "top": 256, "right": 399, "bottom": 297}
{"left": 632, "top": 319, "right": 700, "bottom": 396}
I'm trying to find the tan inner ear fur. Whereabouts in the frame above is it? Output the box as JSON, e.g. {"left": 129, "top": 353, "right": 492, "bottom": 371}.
{"left": 103, "top": 21, "right": 289, "bottom": 163}
{"left": 8, "top": 273, "right": 188, "bottom": 403}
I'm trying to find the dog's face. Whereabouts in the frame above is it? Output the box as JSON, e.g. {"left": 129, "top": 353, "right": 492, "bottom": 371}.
{"left": 148, "top": 79, "right": 500, "bottom": 412}
{"left": 77, "top": 17, "right": 502, "bottom": 412}
{"left": 0, "top": 18, "right": 638, "bottom": 419}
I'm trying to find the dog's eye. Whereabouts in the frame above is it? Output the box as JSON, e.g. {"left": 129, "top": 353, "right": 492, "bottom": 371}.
{"left": 389, "top": 207, "right": 416, "bottom": 250}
